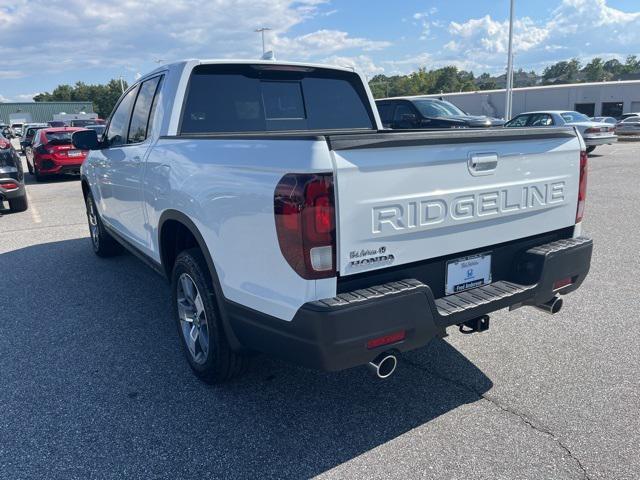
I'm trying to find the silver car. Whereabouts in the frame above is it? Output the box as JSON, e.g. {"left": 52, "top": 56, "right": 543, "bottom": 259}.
{"left": 505, "top": 110, "right": 617, "bottom": 153}
{"left": 615, "top": 116, "right": 640, "bottom": 136}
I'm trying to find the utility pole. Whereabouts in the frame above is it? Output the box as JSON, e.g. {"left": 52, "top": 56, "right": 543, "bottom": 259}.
{"left": 255, "top": 27, "right": 272, "bottom": 55}
{"left": 504, "top": 0, "right": 515, "bottom": 120}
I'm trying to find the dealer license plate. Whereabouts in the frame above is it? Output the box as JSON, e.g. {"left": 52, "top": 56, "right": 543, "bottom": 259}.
{"left": 446, "top": 253, "right": 492, "bottom": 295}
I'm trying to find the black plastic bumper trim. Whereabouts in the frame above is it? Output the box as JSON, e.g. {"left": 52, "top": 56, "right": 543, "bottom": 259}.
{"left": 226, "top": 236, "right": 592, "bottom": 371}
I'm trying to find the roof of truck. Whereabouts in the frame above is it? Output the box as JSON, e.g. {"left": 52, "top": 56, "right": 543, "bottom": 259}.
{"left": 144, "top": 58, "right": 357, "bottom": 78}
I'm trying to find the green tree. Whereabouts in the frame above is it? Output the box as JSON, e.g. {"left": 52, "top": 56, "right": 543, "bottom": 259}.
{"left": 542, "top": 58, "right": 581, "bottom": 84}
{"left": 582, "top": 58, "right": 610, "bottom": 82}
{"left": 603, "top": 58, "right": 624, "bottom": 78}
{"left": 33, "top": 79, "right": 128, "bottom": 118}
{"left": 624, "top": 55, "right": 640, "bottom": 73}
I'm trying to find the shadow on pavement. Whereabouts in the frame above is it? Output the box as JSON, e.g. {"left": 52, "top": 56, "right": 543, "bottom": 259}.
{"left": 0, "top": 238, "right": 492, "bottom": 479}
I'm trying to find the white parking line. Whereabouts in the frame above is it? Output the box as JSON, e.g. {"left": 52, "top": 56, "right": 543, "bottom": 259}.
{"left": 26, "top": 191, "right": 42, "bottom": 224}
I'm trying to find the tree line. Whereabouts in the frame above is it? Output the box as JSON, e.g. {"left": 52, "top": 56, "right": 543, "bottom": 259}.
{"left": 25, "top": 55, "right": 640, "bottom": 117}
{"left": 32, "top": 79, "right": 129, "bottom": 118}
{"left": 369, "top": 55, "right": 640, "bottom": 98}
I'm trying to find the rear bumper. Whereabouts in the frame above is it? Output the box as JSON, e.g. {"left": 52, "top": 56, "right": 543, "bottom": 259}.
{"left": 227, "top": 236, "right": 593, "bottom": 371}
{"left": 36, "top": 157, "right": 83, "bottom": 176}
{"left": 584, "top": 135, "right": 617, "bottom": 146}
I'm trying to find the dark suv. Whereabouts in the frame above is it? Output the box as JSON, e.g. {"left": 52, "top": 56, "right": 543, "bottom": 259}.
{"left": 376, "top": 97, "right": 505, "bottom": 129}
{"left": 0, "top": 134, "right": 28, "bottom": 212}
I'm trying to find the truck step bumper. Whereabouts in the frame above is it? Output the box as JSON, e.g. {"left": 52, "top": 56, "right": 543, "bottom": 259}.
{"left": 227, "top": 236, "right": 593, "bottom": 371}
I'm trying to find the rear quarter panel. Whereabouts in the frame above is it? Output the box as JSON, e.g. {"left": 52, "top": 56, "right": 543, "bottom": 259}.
{"left": 145, "top": 137, "right": 337, "bottom": 321}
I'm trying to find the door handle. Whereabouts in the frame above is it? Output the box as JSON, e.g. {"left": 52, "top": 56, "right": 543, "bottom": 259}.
{"left": 468, "top": 153, "right": 498, "bottom": 176}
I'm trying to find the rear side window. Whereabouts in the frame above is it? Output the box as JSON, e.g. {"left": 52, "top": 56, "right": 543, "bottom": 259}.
{"left": 128, "top": 75, "right": 163, "bottom": 143}
{"left": 180, "top": 64, "right": 375, "bottom": 134}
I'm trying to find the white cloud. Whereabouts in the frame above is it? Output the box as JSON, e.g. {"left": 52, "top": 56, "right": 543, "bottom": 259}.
{"left": 0, "top": 0, "right": 338, "bottom": 73}
{"left": 274, "top": 30, "right": 391, "bottom": 58}
{"left": 412, "top": 7, "right": 439, "bottom": 40}
{"left": 322, "top": 55, "right": 384, "bottom": 77}
{"left": 444, "top": 0, "right": 640, "bottom": 73}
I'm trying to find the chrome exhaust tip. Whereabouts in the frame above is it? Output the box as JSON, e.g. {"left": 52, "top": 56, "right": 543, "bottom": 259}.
{"left": 534, "top": 296, "right": 563, "bottom": 315}
{"left": 368, "top": 353, "right": 398, "bottom": 379}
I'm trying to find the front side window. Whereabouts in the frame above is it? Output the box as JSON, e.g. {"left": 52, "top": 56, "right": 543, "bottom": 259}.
{"left": 393, "top": 103, "right": 414, "bottom": 121}
{"left": 180, "top": 64, "right": 375, "bottom": 134}
{"left": 505, "top": 115, "right": 530, "bottom": 127}
{"left": 529, "top": 113, "right": 553, "bottom": 126}
{"left": 128, "top": 76, "right": 163, "bottom": 143}
{"left": 106, "top": 86, "right": 139, "bottom": 147}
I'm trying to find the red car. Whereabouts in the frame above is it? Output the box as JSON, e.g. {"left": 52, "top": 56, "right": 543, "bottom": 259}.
{"left": 26, "top": 127, "right": 88, "bottom": 181}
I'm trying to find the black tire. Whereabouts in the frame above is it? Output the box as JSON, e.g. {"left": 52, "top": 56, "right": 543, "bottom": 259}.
{"left": 33, "top": 163, "right": 45, "bottom": 182}
{"left": 84, "top": 192, "right": 122, "bottom": 257}
{"left": 586, "top": 146, "right": 596, "bottom": 154}
{"left": 8, "top": 194, "right": 28, "bottom": 212}
{"left": 171, "top": 248, "right": 246, "bottom": 383}
{"left": 26, "top": 151, "right": 33, "bottom": 174}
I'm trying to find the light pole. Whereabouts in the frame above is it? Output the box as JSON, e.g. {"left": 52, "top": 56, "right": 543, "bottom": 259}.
{"left": 119, "top": 76, "right": 125, "bottom": 93}
{"left": 255, "top": 27, "right": 272, "bottom": 55}
{"left": 504, "top": 0, "right": 515, "bottom": 120}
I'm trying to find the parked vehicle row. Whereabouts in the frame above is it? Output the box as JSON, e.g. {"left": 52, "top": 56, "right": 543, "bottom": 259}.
{"left": 371, "top": 97, "right": 622, "bottom": 153}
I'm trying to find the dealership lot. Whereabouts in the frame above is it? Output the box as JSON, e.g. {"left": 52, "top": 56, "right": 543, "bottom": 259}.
{"left": 1, "top": 143, "right": 639, "bottom": 479}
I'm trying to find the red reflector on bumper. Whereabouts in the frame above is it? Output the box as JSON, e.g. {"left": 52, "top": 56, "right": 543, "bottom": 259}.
{"left": 366, "top": 331, "right": 406, "bottom": 350}
{"left": 553, "top": 277, "right": 573, "bottom": 290}
{"left": 1, "top": 182, "right": 18, "bottom": 190}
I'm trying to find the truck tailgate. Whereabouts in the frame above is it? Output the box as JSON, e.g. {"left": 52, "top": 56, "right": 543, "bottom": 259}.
{"left": 328, "top": 128, "right": 581, "bottom": 276}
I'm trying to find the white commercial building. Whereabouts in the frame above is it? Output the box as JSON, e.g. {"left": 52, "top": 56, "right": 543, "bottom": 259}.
{"left": 426, "top": 80, "right": 640, "bottom": 119}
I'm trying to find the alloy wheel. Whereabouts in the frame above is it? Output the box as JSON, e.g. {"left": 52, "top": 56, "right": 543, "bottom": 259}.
{"left": 176, "top": 273, "right": 210, "bottom": 364}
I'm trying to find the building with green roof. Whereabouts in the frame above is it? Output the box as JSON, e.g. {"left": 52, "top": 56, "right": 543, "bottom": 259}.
{"left": 0, "top": 102, "right": 94, "bottom": 124}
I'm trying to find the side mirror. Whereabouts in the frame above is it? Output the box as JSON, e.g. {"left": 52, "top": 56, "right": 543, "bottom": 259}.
{"left": 72, "top": 129, "right": 102, "bottom": 150}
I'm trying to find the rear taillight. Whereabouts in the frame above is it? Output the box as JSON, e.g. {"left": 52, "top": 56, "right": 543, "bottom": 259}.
{"left": 1, "top": 182, "right": 19, "bottom": 190}
{"left": 576, "top": 150, "right": 588, "bottom": 223}
{"left": 274, "top": 173, "right": 336, "bottom": 279}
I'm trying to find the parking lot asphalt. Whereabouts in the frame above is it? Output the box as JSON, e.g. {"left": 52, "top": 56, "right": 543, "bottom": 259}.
{"left": 1, "top": 143, "right": 639, "bottom": 480}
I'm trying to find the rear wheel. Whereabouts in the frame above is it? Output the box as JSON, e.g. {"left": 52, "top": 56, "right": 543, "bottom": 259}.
{"left": 586, "top": 146, "right": 596, "bottom": 154}
{"left": 8, "top": 194, "right": 28, "bottom": 213}
{"left": 171, "top": 248, "right": 246, "bottom": 383}
{"left": 84, "top": 192, "right": 122, "bottom": 257}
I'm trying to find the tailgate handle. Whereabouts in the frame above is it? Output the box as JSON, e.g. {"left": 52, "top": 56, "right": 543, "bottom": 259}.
{"left": 468, "top": 153, "right": 498, "bottom": 176}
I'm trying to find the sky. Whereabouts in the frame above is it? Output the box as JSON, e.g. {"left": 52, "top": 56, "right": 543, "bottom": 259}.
{"left": 0, "top": 0, "right": 639, "bottom": 102}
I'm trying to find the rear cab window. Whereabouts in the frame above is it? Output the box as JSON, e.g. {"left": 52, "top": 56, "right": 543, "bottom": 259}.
{"left": 180, "top": 64, "right": 376, "bottom": 134}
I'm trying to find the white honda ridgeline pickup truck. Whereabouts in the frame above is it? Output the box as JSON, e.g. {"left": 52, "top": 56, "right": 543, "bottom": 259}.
{"left": 73, "top": 60, "right": 592, "bottom": 382}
